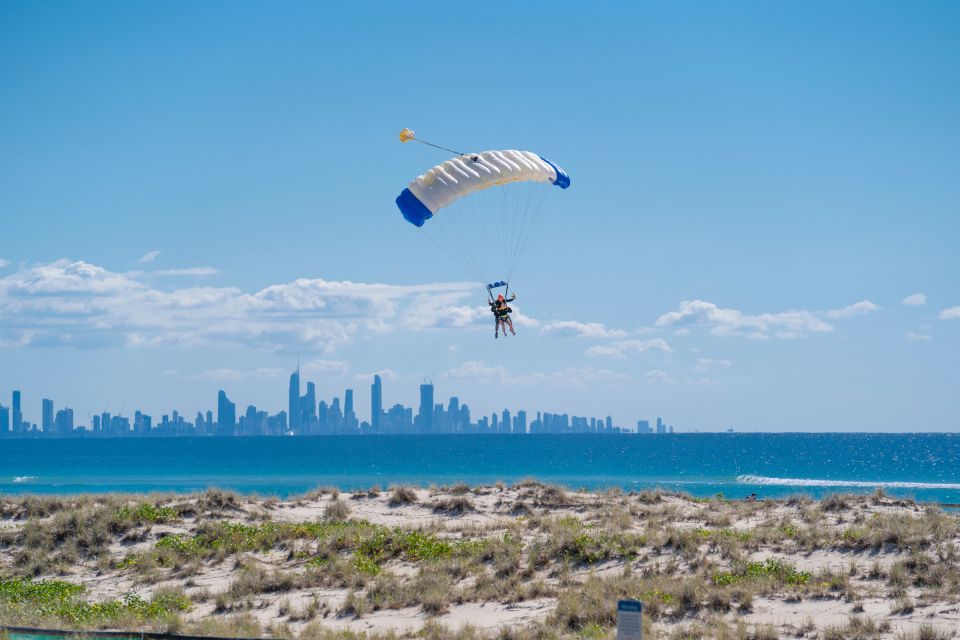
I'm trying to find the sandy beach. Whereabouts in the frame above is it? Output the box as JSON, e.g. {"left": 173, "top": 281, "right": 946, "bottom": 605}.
{"left": 1, "top": 484, "right": 959, "bottom": 639}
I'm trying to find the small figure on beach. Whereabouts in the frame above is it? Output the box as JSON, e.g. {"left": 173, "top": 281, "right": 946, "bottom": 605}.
{"left": 490, "top": 293, "right": 516, "bottom": 339}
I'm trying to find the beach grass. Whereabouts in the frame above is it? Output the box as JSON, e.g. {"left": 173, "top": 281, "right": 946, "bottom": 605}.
{"left": 1, "top": 486, "right": 958, "bottom": 638}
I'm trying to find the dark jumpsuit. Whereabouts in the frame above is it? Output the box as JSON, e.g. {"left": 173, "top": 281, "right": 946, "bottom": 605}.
{"left": 489, "top": 294, "right": 516, "bottom": 329}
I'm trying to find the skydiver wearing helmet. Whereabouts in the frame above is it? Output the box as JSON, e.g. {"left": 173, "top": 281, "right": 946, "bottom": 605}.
{"left": 490, "top": 293, "right": 516, "bottom": 339}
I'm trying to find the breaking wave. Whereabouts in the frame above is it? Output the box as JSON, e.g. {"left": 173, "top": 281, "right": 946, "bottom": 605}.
{"left": 12, "top": 476, "right": 36, "bottom": 483}
{"left": 737, "top": 475, "right": 960, "bottom": 490}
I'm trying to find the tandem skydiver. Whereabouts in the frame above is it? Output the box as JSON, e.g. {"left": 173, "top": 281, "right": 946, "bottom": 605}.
{"left": 490, "top": 293, "right": 516, "bottom": 339}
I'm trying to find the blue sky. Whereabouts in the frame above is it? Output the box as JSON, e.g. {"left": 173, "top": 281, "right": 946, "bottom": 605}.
{"left": 1, "top": 1, "right": 958, "bottom": 431}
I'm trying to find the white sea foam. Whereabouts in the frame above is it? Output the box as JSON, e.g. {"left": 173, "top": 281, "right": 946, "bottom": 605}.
{"left": 12, "top": 476, "right": 36, "bottom": 483}
{"left": 737, "top": 475, "right": 960, "bottom": 490}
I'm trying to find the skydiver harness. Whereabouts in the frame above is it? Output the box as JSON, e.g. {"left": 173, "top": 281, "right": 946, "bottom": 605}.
{"left": 488, "top": 281, "right": 514, "bottom": 319}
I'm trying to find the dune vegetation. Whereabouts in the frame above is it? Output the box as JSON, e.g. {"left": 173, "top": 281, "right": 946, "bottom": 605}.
{"left": 1, "top": 484, "right": 958, "bottom": 639}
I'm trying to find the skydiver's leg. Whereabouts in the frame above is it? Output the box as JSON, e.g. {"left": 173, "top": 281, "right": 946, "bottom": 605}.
{"left": 506, "top": 316, "right": 515, "bottom": 335}
{"left": 494, "top": 316, "right": 499, "bottom": 338}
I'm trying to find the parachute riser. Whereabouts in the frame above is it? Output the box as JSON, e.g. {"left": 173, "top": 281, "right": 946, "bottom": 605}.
{"left": 487, "top": 280, "right": 509, "bottom": 302}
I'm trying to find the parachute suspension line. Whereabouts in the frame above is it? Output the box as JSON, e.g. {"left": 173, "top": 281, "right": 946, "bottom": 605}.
{"left": 430, "top": 212, "right": 486, "bottom": 284}
{"left": 505, "top": 182, "right": 539, "bottom": 281}
{"left": 511, "top": 187, "right": 558, "bottom": 279}
{"left": 420, "top": 225, "right": 484, "bottom": 284}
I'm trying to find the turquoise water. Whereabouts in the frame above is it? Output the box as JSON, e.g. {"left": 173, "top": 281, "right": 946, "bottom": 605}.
{"left": 1, "top": 433, "right": 959, "bottom": 502}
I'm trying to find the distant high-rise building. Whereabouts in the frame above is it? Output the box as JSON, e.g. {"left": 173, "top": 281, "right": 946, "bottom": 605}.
{"left": 371, "top": 375, "right": 383, "bottom": 433}
{"left": 306, "top": 382, "right": 316, "bottom": 422}
{"left": 656, "top": 417, "right": 665, "bottom": 434}
{"left": 637, "top": 420, "right": 651, "bottom": 434}
{"left": 515, "top": 410, "right": 527, "bottom": 434}
{"left": 55, "top": 408, "right": 74, "bottom": 434}
{"left": 42, "top": 399, "right": 54, "bottom": 432}
{"left": 329, "top": 397, "right": 343, "bottom": 429}
{"left": 0, "top": 405, "right": 9, "bottom": 434}
{"left": 288, "top": 367, "right": 301, "bottom": 432}
{"left": 344, "top": 389, "right": 356, "bottom": 429}
{"left": 606, "top": 416, "right": 613, "bottom": 432}
{"left": 217, "top": 390, "right": 236, "bottom": 431}
{"left": 418, "top": 383, "right": 434, "bottom": 432}
{"left": 12, "top": 391, "right": 21, "bottom": 433}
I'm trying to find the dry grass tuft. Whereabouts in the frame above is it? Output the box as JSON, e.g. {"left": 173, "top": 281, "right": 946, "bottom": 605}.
{"left": 388, "top": 485, "right": 419, "bottom": 506}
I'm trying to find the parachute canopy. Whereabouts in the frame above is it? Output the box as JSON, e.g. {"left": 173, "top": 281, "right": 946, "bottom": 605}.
{"left": 395, "top": 142, "right": 570, "bottom": 285}
{"left": 396, "top": 150, "right": 570, "bottom": 228}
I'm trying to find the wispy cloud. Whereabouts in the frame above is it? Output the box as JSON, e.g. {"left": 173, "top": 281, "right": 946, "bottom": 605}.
{"left": 539, "top": 320, "right": 627, "bottom": 339}
{"left": 137, "top": 250, "right": 162, "bottom": 264}
{"left": 825, "top": 300, "right": 881, "bottom": 319}
{"left": 906, "top": 332, "right": 932, "bottom": 341}
{"left": 152, "top": 267, "right": 219, "bottom": 277}
{"left": 444, "top": 360, "right": 627, "bottom": 387}
{"left": 939, "top": 307, "right": 960, "bottom": 320}
{"left": 692, "top": 357, "right": 732, "bottom": 372}
{"left": 0, "top": 259, "right": 484, "bottom": 352}
{"left": 585, "top": 338, "right": 672, "bottom": 359}
{"left": 902, "top": 293, "right": 927, "bottom": 306}
{"left": 655, "top": 299, "right": 834, "bottom": 339}
{"left": 302, "top": 359, "right": 349, "bottom": 376}
{"left": 355, "top": 369, "right": 399, "bottom": 382}
{"left": 0, "top": 259, "right": 9, "bottom": 269}
{"left": 643, "top": 369, "right": 674, "bottom": 384}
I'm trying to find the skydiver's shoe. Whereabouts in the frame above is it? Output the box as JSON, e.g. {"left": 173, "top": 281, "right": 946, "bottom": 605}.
{"left": 495, "top": 332, "right": 499, "bottom": 339}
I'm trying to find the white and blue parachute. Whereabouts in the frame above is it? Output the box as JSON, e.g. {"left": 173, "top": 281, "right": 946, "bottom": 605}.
{"left": 396, "top": 133, "right": 570, "bottom": 284}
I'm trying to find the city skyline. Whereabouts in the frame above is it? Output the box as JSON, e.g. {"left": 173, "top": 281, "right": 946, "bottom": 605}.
{"left": 0, "top": 369, "right": 680, "bottom": 438}
{"left": 1, "top": 2, "right": 957, "bottom": 432}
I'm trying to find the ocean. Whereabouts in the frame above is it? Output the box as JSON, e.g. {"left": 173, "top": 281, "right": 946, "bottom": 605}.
{"left": 1, "top": 433, "right": 959, "bottom": 503}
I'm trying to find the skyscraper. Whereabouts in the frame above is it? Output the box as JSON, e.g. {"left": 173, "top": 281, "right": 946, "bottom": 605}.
{"left": 12, "top": 391, "right": 21, "bottom": 433}
{"left": 371, "top": 375, "right": 382, "bottom": 433}
{"left": 55, "top": 408, "right": 73, "bottom": 434}
{"left": 344, "top": 389, "right": 356, "bottom": 429}
{"left": 288, "top": 366, "right": 301, "bottom": 432}
{"left": 42, "top": 399, "right": 53, "bottom": 432}
{"left": 418, "top": 383, "right": 434, "bottom": 432}
{"left": 305, "top": 382, "right": 317, "bottom": 425}
{"left": 217, "top": 390, "right": 236, "bottom": 432}
{"left": 0, "top": 405, "right": 9, "bottom": 434}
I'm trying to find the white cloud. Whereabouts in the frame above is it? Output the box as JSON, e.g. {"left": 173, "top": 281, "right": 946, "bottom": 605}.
{"left": 355, "top": 369, "right": 399, "bottom": 381}
{"left": 0, "top": 259, "right": 484, "bottom": 352}
{"left": 644, "top": 369, "right": 674, "bottom": 384}
{"left": 0, "top": 259, "right": 9, "bottom": 269}
{"left": 302, "top": 359, "right": 350, "bottom": 376}
{"left": 939, "top": 307, "right": 960, "bottom": 320}
{"left": 137, "top": 250, "right": 162, "bottom": 264}
{"left": 444, "top": 360, "right": 627, "bottom": 387}
{"left": 692, "top": 357, "right": 732, "bottom": 372}
{"left": 152, "top": 267, "right": 219, "bottom": 277}
{"left": 539, "top": 320, "right": 627, "bottom": 339}
{"left": 906, "top": 332, "right": 932, "bottom": 341}
{"left": 585, "top": 338, "right": 672, "bottom": 359}
{"left": 826, "top": 300, "right": 881, "bottom": 318}
{"left": 656, "top": 299, "right": 834, "bottom": 339}
{"left": 902, "top": 293, "right": 927, "bottom": 306}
